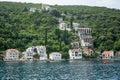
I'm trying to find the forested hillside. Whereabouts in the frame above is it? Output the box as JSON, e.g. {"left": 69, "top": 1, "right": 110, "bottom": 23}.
{"left": 53, "top": 5, "right": 120, "bottom": 51}
{"left": 0, "top": 2, "right": 78, "bottom": 58}
{"left": 0, "top": 2, "right": 120, "bottom": 55}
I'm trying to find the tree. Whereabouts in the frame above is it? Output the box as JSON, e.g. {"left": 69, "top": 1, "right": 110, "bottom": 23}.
{"left": 19, "top": 53, "right": 23, "bottom": 58}
{"left": 45, "top": 27, "right": 49, "bottom": 46}
{"left": 33, "top": 54, "right": 40, "bottom": 59}
{"left": 23, "top": 7, "right": 29, "bottom": 12}
{"left": 50, "top": 9, "right": 61, "bottom": 17}
{"left": 114, "top": 40, "right": 120, "bottom": 51}
{"left": 62, "top": 52, "right": 69, "bottom": 59}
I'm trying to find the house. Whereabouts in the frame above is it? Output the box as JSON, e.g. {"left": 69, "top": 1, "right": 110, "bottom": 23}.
{"left": 29, "top": 8, "right": 37, "bottom": 12}
{"left": 23, "top": 46, "right": 47, "bottom": 60}
{"left": 83, "top": 48, "right": 94, "bottom": 55}
{"left": 24, "top": 46, "right": 36, "bottom": 60}
{"left": 69, "top": 49, "right": 82, "bottom": 59}
{"left": 78, "top": 28, "right": 93, "bottom": 48}
{"left": 4, "top": 49, "right": 20, "bottom": 61}
{"left": 73, "top": 22, "right": 80, "bottom": 31}
{"left": 58, "top": 17, "right": 63, "bottom": 22}
{"left": 59, "top": 22, "right": 71, "bottom": 31}
{"left": 115, "top": 51, "right": 120, "bottom": 57}
{"left": 102, "top": 51, "right": 114, "bottom": 59}
{"left": 49, "top": 52, "right": 62, "bottom": 60}
{"left": 42, "top": 4, "right": 51, "bottom": 11}
{"left": 81, "top": 39, "right": 93, "bottom": 47}
{"left": 36, "top": 46, "right": 47, "bottom": 60}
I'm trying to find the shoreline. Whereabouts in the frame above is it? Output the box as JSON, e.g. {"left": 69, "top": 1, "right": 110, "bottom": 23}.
{"left": 1, "top": 58, "right": 119, "bottom": 62}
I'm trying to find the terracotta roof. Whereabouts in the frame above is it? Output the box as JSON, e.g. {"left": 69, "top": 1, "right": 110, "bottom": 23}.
{"left": 6, "top": 49, "right": 20, "bottom": 54}
{"left": 102, "top": 51, "right": 113, "bottom": 54}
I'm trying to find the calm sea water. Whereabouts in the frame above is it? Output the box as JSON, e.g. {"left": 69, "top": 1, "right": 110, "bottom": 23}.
{"left": 0, "top": 60, "right": 120, "bottom": 80}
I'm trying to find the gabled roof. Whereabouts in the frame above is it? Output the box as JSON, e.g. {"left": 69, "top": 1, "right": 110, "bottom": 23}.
{"left": 50, "top": 52, "right": 61, "bottom": 55}
{"left": 6, "top": 49, "right": 20, "bottom": 54}
{"left": 102, "top": 51, "right": 113, "bottom": 54}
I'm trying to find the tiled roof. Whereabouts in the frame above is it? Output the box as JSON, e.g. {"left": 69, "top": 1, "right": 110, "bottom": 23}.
{"left": 102, "top": 51, "right": 113, "bottom": 54}
{"left": 6, "top": 49, "right": 20, "bottom": 54}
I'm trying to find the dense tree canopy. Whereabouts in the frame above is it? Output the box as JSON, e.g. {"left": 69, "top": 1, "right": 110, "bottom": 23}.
{"left": 0, "top": 2, "right": 120, "bottom": 57}
{"left": 53, "top": 5, "right": 120, "bottom": 51}
{"left": 0, "top": 2, "right": 78, "bottom": 58}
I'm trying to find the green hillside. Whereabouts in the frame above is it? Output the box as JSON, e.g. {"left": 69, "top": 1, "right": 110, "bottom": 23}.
{"left": 0, "top": 2, "right": 120, "bottom": 55}
{"left": 0, "top": 2, "right": 78, "bottom": 59}
{"left": 0, "top": 2, "right": 42, "bottom": 9}
{"left": 53, "top": 5, "right": 120, "bottom": 51}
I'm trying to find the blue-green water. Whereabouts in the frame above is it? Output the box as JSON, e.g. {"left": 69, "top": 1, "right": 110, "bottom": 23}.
{"left": 0, "top": 60, "right": 120, "bottom": 80}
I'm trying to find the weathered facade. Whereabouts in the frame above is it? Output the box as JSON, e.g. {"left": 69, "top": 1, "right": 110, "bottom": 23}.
{"left": 78, "top": 28, "right": 93, "bottom": 48}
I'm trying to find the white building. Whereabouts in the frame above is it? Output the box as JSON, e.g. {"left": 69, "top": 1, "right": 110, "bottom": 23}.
{"left": 73, "top": 22, "right": 80, "bottom": 31}
{"left": 29, "top": 8, "right": 37, "bottom": 12}
{"left": 49, "top": 52, "right": 62, "bottom": 60}
{"left": 24, "top": 46, "right": 36, "bottom": 60}
{"left": 42, "top": 4, "right": 51, "bottom": 11}
{"left": 23, "top": 46, "right": 47, "bottom": 60}
{"left": 102, "top": 51, "right": 114, "bottom": 59}
{"left": 81, "top": 39, "right": 93, "bottom": 47}
{"left": 59, "top": 22, "right": 71, "bottom": 31}
{"left": 36, "top": 46, "right": 47, "bottom": 60}
{"left": 58, "top": 17, "right": 63, "bottom": 22}
{"left": 4, "top": 49, "right": 20, "bottom": 60}
{"left": 78, "top": 28, "right": 93, "bottom": 47}
{"left": 69, "top": 49, "right": 82, "bottom": 59}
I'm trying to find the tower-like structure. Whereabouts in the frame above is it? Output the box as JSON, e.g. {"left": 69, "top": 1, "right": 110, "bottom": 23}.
{"left": 78, "top": 28, "right": 93, "bottom": 48}
{"left": 42, "top": 4, "right": 51, "bottom": 11}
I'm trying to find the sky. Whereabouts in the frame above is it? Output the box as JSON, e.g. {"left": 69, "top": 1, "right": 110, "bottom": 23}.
{"left": 0, "top": 0, "right": 120, "bottom": 9}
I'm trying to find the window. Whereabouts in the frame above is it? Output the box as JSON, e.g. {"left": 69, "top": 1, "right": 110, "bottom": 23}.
{"left": 29, "top": 53, "right": 31, "bottom": 56}
{"left": 72, "top": 54, "right": 74, "bottom": 56}
{"left": 75, "top": 52, "right": 78, "bottom": 56}
{"left": 78, "top": 54, "right": 81, "bottom": 56}
{"left": 41, "top": 54, "right": 44, "bottom": 57}
{"left": 27, "top": 53, "right": 29, "bottom": 56}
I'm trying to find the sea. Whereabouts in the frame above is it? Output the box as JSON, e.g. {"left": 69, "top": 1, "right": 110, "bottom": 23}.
{"left": 0, "top": 60, "right": 120, "bottom": 80}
